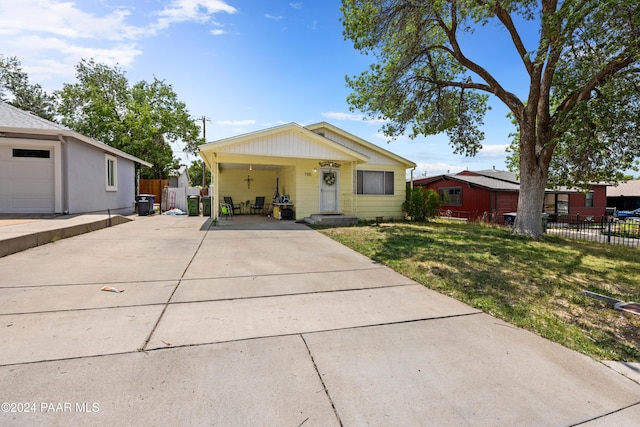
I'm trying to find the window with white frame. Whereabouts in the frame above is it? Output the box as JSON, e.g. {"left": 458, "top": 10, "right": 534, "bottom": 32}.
{"left": 356, "top": 170, "right": 395, "bottom": 195}
{"left": 105, "top": 154, "right": 117, "bottom": 191}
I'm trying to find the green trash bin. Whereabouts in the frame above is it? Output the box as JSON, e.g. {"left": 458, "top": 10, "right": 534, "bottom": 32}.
{"left": 542, "top": 213, "right": 549, "bottom": 233}
{"left": 202, "top": 196, "right": 211, "bottom": 217}
{"left": 188, "top": 195, "right": 200, "bottom": 216}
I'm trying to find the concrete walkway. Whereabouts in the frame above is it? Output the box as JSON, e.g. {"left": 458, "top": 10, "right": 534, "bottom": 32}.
{"left": 0, "top": 214, "right": 639, "bottom": 426}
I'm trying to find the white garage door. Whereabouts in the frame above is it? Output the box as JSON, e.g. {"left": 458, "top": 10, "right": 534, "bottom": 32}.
{"left": 0, "top": 145, "right": 55, "bottom": 213}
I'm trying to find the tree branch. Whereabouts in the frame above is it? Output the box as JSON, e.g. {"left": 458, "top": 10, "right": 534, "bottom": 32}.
{"left": 487, "top": 0, "right": 534, "bottom": 74}
{"left": 556, "top": 49, "right": 638, "bottom": 115}
{"left": 433, "top": 12, "right": 524, "bottom": 116}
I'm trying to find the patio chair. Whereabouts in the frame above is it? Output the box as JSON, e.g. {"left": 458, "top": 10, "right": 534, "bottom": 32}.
{"left": 223, "top": 197, "right": 240, "bottom": 215}
{"left": 219, "top": 203, "right": 233, "bottom": 219}
{"left": 251, "top": 196, "right": 265, "bottom": 214}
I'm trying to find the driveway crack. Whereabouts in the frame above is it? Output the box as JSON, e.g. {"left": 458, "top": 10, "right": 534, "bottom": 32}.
{"left": 138, "top": 220, "right": 212, "bottom": 351}
{"left": 300, "top": 334, "right": 344, "bottom": 427}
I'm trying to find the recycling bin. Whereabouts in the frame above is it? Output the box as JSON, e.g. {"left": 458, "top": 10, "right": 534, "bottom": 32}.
{"left": 188, "top": 195, "right": 200, "bottom": 216}
{"left": 202, "top": 196, "right": 211, "bottom": 217}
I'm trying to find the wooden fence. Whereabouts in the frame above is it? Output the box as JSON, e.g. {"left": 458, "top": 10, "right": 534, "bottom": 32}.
{"left": 139, "top": 179, "right": 168, "bottom": 206}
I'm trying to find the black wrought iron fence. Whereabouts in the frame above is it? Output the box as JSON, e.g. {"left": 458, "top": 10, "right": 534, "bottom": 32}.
{"left": 545, "top": 215, "right": 640, "bottom": 248}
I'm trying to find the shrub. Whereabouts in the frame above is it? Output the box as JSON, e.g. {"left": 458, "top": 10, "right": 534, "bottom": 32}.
{"left": 402, "top": 187, "right": 441, "bottom": 221}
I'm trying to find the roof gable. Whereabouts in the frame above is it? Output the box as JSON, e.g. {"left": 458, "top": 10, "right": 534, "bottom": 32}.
{"left": 305, "top": 122, "right": 416, "bottom": 168}
{"left": 200, "top": 123, "right": 369, "bottom": 162}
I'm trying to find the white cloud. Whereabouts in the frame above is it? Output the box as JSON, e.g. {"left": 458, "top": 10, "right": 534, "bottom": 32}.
{"left": 413, "top": 162, "right": 466, "bottom": 177}
{"left": 321, "top": 111, "right": 363, "bottom": 121}
{"left": 156, "top": 0, "right": 237, "bottom": 27}
{"left": 477, "top": 144, "right": 510, "bottom": 159}
{"left": 265, "top": 14, "right": 284, "bottom": 21}
{"left": 215, "top": 120, "right": 257, "bottom": 126}
{"left": 0, "top": 0, "right": 237, "bottom": 83}
{"left": 321, "top": 111, "right": 387, "bottom": 125}
{"left": 289, "top": 3, "right": 303, "bottom": 9}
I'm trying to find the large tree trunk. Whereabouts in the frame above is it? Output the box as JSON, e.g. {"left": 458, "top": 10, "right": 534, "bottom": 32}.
{"left": 514, "top": 128, "right": 550, "bottom": 237}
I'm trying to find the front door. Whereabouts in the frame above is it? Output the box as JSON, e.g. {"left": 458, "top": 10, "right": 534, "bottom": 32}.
{"left": 320, "top": 168, "right": 339, "bottom": 213}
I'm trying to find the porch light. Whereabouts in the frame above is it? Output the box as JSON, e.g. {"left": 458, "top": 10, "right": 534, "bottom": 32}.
{"left": 249, "top": 164, "right": 253, "bottom": 171}
{"left": 313, "top": 168, "right": 317, "bottom": 173}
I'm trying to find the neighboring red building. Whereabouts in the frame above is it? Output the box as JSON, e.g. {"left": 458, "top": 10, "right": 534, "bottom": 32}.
{"left": 412, "top": 169, "right": 607, "bottom": 221}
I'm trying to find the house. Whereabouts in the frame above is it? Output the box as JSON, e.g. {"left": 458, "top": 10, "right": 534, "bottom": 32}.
{"left": 412, "top": 170, "right": 520, "bottom": 221}
{"left": 168, "top": 165, "right": 191, "bottom": 188}
{"left": 198, "top": 122, "right": 416, "bottom": 221}
{"left": 607, "top": 180, "right": 640, "bottom": 211}
{"left": 0, "top": 102, "right": 152, "bottom": 214}
{"left": 413, "top": 169, "right": 607, "bottom": 221}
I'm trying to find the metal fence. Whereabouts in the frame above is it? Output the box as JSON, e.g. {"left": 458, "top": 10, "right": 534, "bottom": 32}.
{"left": 545, "top": 215, "right": 640, "bottom": 248}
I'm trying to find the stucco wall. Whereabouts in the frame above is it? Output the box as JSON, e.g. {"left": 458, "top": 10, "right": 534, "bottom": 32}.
{"left": 65, "top": 138, "right": 136, "bottom": 214}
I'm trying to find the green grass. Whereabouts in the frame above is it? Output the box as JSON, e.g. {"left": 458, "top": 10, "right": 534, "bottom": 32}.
{"left": 317, "top": 220, "right": 640, "bottom": 361}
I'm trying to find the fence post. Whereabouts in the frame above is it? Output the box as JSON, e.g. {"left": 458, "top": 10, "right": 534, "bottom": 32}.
{"left": 607, "top": 218, "right": 612, "bottom": 244}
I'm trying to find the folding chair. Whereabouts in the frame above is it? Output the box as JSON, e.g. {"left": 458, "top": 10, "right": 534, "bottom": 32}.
{"left": 223, "top": 197, "right": 241, "bottom": 215}
{"left": 219, "top": 203, "right": 233, "bottom": 219}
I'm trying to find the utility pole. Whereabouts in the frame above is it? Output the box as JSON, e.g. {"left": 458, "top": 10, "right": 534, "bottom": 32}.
{"left": 197, "top": 116, "right": 211, "bottom": 188}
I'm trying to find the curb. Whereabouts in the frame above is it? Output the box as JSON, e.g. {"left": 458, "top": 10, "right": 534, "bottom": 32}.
{"left": 0, "top": 215, "right": 132, "bottom": 258}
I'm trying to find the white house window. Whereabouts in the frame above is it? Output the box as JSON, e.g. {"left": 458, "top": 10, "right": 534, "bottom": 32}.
{"left": 106, "top": 154, "right": 117, "bottom": 191}
{"left": 438, "top": 187, "right": 462, "bottom": 206}
{"left": 356, "top": 170, "right": 394, "bottom": 195}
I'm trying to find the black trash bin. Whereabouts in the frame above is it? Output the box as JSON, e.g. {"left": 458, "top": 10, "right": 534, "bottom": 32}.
{"left": 136, "top": 194, "right": 154, "bottom": 216}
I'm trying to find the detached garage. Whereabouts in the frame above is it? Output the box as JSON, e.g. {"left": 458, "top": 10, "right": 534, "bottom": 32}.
{"left": 0, "top": 102, "right": 151, "bottom": 215}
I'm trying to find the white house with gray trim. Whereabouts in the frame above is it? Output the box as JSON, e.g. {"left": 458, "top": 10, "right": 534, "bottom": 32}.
{"left": 0, "top": 102, "right": 152, "bottom": 214}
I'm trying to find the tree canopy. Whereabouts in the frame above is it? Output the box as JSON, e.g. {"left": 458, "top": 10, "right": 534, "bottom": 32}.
{"left": 342, "top": 0, "right": 640, "bottom": 236}
{"left": 0, "top": 55, "right": 57, "bottom": 121}
{"left": 56, "top": 59, "right": 202, "bottom": 179}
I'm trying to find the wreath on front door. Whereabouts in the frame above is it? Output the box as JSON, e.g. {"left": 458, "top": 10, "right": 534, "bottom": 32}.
{"left": 323, "top": 172, "right": 336, "bottom": 186}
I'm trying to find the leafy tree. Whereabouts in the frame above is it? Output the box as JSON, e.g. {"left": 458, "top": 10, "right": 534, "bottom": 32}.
{"left": 0, "top": 55, "right": 56, "bottom": 121}
{"left": 403, "top": 187, "right": 441, "bottom": 222}
{"left": 188, "top": 159, "right": 212, "bottom": 187}
{"left": 56, "top": 59, "right": 202, "bottom": 178}
{"left": 341, "top": 0, "right": 640, "bottom": 236}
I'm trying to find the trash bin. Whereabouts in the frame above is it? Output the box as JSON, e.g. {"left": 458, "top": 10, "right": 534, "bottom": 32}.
{"left": 188, "top": 195, "right": 200, "bottom": 216}
{"left": 136, "top": 194, "right": 153, "bottom": 216}
{"left": 541, "top": 213, "right": 549, "bottom": 233}
{"left": 503, "top": 212, "right": 517, "bottom": 226}
{"left": 202, "top": 196, "right": 211, "bottom": 217}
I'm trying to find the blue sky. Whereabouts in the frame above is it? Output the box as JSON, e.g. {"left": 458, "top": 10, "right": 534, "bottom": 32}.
{"left": 0, "top": 0, "right": 539, "bottom": 176}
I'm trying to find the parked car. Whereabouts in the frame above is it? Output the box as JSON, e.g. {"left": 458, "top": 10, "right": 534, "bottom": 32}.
{"left": 615, "top": 207, "right": 640, "bottom": 219}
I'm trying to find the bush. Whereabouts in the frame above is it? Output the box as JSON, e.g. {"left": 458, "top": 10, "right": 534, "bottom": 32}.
{"left": 402, "top": 187, "right": 441, "bottom": 221}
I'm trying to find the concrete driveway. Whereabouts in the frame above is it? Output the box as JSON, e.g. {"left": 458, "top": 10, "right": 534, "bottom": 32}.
{"left": 0, "top": 214, "right": 639, "bottom": 426}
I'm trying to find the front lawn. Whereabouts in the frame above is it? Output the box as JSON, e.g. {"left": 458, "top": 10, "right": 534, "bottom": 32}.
{"left": 317, "top": 220, "right": 640, "bottom": 361}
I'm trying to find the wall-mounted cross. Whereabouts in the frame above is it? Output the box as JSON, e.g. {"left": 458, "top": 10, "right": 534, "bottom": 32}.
{"left": 244, "top": 175, "right": 254, "bottom": 189}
